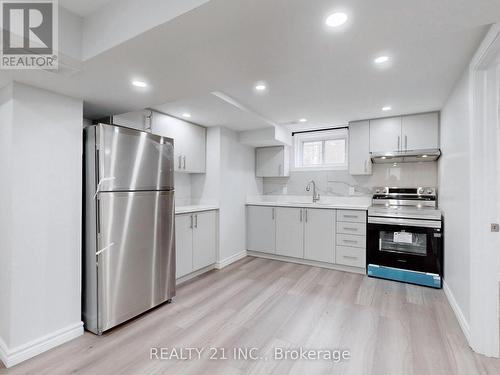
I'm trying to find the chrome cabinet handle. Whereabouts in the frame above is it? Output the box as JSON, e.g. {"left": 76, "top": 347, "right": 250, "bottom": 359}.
{"left": 299, "top": 209, "right": 303, "bottom": 222}
{"left": 344, "top": 214, "right": 357, "bottom": 218}
{"left": 278, "top": 164, "right": 282, "bottom": 176}
{"left": 364, "top": 160, "right": 367, "bottom": 173}
{"left": 190, "top": 214, "right": 193, "bottom": 228}
{"left": 305, "top": 209, "right": 308, "bottom": 223}
{"left": 397, "top": 136, "right": 400, "bottom": 151}
{"left": 194, "top": 214, "right": 198, "bottom": 228}
{"left": 272, "top": 208, "right": 275, "bottom": 220}
{"left": 178, "top": 155, "right": 182, "bottom": 169}
{"left": 343, "top": 239, "right": 357, "bottom": 244}
{"left": 405, "top": 135, "right": 408, "bottom": 151}
{"left": 343, "top": 255, "right": 358, "bottom": 260}
{"left": 182, "top": 156, "right": 186, "bottom": 170}
{"left": 344, "top": 227, "right": 358, "bottom": 231}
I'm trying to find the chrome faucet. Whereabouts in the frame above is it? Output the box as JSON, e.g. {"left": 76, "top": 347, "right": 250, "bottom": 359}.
{"left": 306, "top": 180, "right": 320, "bottom": 203}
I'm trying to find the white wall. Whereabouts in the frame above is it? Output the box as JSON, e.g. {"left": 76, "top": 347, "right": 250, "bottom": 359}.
{"left": 439, "top": 69, "right": 472, "bottom": 326}
{"left": 0, "top": 84, "right": 13, "bottom": 350}
{"left": 0, "top": 82, "right": 83, "bottom": 367}
{"left": 190, "top": 127, "right": 263, "bottom": 261}
{"left": 218, "top": 128, "right": 262, "bottom": 260}
{"left": 263, "top": 162, "right": 438, "bottom": 196}
{"left": 174, "top": 173, "right": 192, "bottom": 206}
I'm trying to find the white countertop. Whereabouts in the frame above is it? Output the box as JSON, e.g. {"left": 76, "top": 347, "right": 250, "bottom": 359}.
{"left": 175, "top": 204, "right": 219, "bottom": 214}
{"left": 246, "top": 195, "right": 371, "bottom": 210}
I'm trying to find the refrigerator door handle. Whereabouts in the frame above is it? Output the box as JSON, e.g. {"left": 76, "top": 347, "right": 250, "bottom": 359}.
{"left": 96, "top": 198, "right": 101, "bottom": 234}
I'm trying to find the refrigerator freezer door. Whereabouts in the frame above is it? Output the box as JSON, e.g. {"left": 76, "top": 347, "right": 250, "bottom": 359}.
{"left": 96, "top": 190, "right": 175, "bottom": 333}
{"left": 96, "top": 124, "right": 174, "bottom": 191}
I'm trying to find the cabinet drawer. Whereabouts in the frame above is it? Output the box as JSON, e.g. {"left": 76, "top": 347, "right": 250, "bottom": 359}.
{"left": 336, "top": 222, "right": 366, "bottom": 235}
{"left": 337, "top": 210, "right": 366, "bottom": 223}
{"left": 337, "top": 234, "right": 366, "bottom": 248}
{"left": 336, "top": 246, "right": 366, "bottom": 268}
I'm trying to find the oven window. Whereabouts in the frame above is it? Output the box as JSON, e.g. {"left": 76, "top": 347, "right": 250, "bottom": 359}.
{"left": 379, "top": 230, "right": 427, "bottom": 256}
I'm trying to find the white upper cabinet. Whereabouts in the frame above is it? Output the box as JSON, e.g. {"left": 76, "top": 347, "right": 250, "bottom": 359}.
{"left": 369, "top": 117, "right": 402, "bottom": 153}
{"left": 401, "top": 112, "right": 439, "bottom": 151}
{"left": 349, "top": 120, "right": 372, "bottom": 175}
{"left": 255, "top": 146, "right": 290, "bottom": 177}
{"left": 151, "top": 112, "right": 206, "bottom": 173}
{"left": 369, "top": 112, "right": 439, "bottom": 154}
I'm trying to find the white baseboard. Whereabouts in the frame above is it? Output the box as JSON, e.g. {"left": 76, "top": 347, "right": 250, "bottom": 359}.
{"left": 0, "top": 322, "right": 83, "bottom": 368}
{"left": 443, "top": 281, "right": 471, "bottom": 343}
{"left": 176, "top": 264, "right": 216, "bottom": 285}
{"left": 215, "top": 250, "right": 247, "bottom": 269}
{"left": 247, "top": 251, "right": 366, "bottom": 275}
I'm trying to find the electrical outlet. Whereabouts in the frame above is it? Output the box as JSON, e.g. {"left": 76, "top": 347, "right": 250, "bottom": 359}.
{"left": 491, "top": 223, "right": 499, "bottom": 232}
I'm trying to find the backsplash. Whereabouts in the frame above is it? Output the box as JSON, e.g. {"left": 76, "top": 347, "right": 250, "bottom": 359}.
{"left": 174, "top": 172, "right": 193, "bottom": 206}
{"left": 263, "top": 162, "right": 438, "bottom": 197}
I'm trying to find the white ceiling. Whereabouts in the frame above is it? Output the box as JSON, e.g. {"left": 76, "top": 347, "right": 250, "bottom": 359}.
{"left": 153, "top": 93, "right": 272, "bottom": 131}
{"left": 60, "top": 0, "right": 113, "bottom": 17}
{"left": 1, "top": 0, "right": 499, "bottom": 131}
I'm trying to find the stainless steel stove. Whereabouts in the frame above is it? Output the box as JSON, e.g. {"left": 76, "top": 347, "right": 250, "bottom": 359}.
{"left": 366, "top": 187, "right": 443, "bottom": 288}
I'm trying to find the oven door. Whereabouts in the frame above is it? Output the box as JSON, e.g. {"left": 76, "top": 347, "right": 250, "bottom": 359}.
{"left": 367, "top": 217, "right": 443, "bottom": 275}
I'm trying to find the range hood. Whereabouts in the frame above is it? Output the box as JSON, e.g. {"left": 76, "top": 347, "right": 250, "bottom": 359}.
{"left": 371, "top": 149, "right": 441, "bottom": 164}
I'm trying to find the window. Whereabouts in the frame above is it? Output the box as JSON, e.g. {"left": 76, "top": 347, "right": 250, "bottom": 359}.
{"left": 293, "top": 128, "right": 348, "bottom": 170}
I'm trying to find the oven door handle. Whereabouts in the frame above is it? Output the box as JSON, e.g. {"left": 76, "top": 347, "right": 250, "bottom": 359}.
{"left": 368, "top": 216, "right": 441, "bottom": 229}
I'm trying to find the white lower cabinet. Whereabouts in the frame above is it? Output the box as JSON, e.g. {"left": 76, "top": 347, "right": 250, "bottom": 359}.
{"left": 246, "top": 206, "right": 276, "bottom": 253}
{"left": 192, "top": 211, "right": 217, "bottom": 269}
{"left": 246, "top": 205, "right": 367, "bottom": 273}
{"left": 175, "top": 210, "right": 217, "bottom": 279}
{"left": 336, "top": 246, "right": 366, "bottom": 268}
{"left": 276, "top": 207, "right": 304, "bottom": 258}
{"left": 304, "top": 209, "right": 335, "bottom": 263}
{"left": 175, "top": 214, "right": 194, "bottom": 279}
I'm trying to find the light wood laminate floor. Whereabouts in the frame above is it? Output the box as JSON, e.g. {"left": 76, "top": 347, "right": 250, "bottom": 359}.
{"left": 1, "top": 257, "right": 499, "bottom": 375}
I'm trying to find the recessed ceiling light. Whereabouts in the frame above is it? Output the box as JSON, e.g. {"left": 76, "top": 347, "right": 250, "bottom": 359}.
{"left": 382, "top": 106, "right": 392, "bottom": 111}
{"left": 374, "top": 56, "right": 390, "bottom": 64}
{"left": 132, "top": 80, "right": 147, "bottom": 88}
{"left": 182, "top": 113, "right": 191, "bottom": 118}
{"left": 326, "top": 12, "right": 348, "bottom": 27}
{"left": 255, "top": 84, "right": 267, "bottom": 91}
{"left": 422, "top": 154, "right": 428, "bottom": 158}
{"left": 299, "top": 118, "right": 308, "bottom": 123}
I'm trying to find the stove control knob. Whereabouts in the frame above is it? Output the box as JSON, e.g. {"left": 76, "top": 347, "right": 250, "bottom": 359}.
{"left": 426, "top": 189, "right": 433, "bottom": 194}
{"left": 418, "top": 187, "right": 424, "bottom": 194}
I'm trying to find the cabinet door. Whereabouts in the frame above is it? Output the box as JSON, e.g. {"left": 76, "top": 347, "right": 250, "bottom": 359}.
{"left": 246, "top": 206, "right": 276, "bottom": 253}
{"left": 304, "top": 209, "right": 335, "bottom": 263}
{"left": 175, "top": 214, "right": 193, "bottom": 278}
{"left": 369, "top": 117, "right": 402, "bottom": 153}
{"left": 184, "top": 123, "right": 206, "bottom": 173}
{"left": 256, "top": 146, "right": 288, "bottom": 177}
{"left": 349, "top": 120, "right": 372, "bottom": 175}
{"left": 276, "top": 207, "right": 304, "bottom": 258}
{"left": 151, "top": 112, "right": 186, "bottom": 172}
{"left": 402, "top": 112, "right": 439, "bottom": 151}
{"left": 112, "top": 111, "right": 148, "bottom": 131}
{"left": 192, "top": 211, "right": 217, "bottom": 270}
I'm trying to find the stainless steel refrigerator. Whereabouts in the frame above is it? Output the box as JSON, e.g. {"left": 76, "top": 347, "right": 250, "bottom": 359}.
{"left": 83, "top": 123, "right": 175, "bottom": 335}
